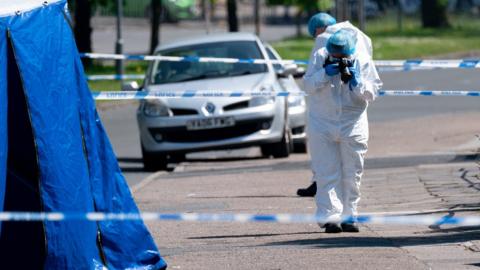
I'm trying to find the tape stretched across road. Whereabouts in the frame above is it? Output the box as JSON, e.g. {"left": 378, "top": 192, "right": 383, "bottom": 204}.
{"left": 81, "top": 53, "right": 308, "bottom": 66}
{"left": 87, "top": 74, "right": 145, "bottom": 81}
{"left": 83, "top": 67, "right": 457, "bottom": 81}
{"left": 378, "top": 90, "right": 480, "bottom": 97}
{"left": 80, "top": 53, "right": 480, "bottom": 69}
{"left": 1, "top": 212, "right": 479, "bottom": 227}
{"left": 90, "top": 90, "right": 480, "bottom": 100}
{"left": 91, "top": 90, "right": 301, "bottom": 100}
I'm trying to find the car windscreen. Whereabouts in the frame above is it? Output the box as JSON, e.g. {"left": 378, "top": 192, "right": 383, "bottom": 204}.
{"left": 150, "top": 41, "right": 268, "bottom": 85}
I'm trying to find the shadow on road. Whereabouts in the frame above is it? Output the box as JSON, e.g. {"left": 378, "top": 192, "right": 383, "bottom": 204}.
{"left": 117, "top": 157, "right": 143, "bottom": 163}
{"left": 260, "top": 226, "right": 480, "bottom": 249}
{"left": 186, "top": 156, "right": 265, "bottom": 163}
{"left": 192, "top": 195, "right": 296, "bottom": 199}
{"left": 426, "top": 225, "right": 480, "bottom": 234}
{"left": 188, "top": 231, "right": 321, "bottom": 240}
{"left": 120, "top": 167, "right": 146, "bottom": 173}
{"left": 116, "top": 153, "right": 478, "bottom": 175}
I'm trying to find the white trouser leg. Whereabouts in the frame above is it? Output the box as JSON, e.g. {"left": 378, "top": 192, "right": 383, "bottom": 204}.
{"left": 309, "top": 132, "right": 343, "bottom": 222}
{"left": 339, "top": 135, "right": 368, "bottom": 218}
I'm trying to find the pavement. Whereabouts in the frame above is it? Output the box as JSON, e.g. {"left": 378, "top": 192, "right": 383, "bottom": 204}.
{"left": 132, "top": 151, "right": 479, "bottom": 269}
{"left": 122, "top": 109, "right": 480, "bottom": 269}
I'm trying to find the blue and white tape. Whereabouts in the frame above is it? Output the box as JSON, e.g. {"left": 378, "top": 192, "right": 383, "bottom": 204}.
{"left": 87, "top": 74, "right": 145, "bottom": 81}
{"left": 90, "top": 90, "right": 480, "bottom": 100}
{"left": 1, "top": 212, "right": 479, "bottom": 226}
{"left": 80, "top": 53, "right": 480, "bottom": 69}
{"left": 378, "top": 90, "right": 480, "bottom": 97}
{"left": 92, "top": 90, "right": 301, "bottom": 100}
{"left": 80, "top": 53, "right": 307, "bottom": 66}
{"left": 376, "top": 59, "right": 480, "bottom": 69}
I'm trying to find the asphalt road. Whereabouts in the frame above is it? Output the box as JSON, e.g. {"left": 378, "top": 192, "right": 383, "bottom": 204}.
{"left": 369, "top": 69, "right": 480, "bottom": 122}
{"left": 98, "top": 68, "right": 480, "bottom": 187}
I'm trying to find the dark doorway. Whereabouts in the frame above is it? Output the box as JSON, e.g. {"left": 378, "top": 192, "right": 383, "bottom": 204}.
{"left": 0, "top": 33, "right": 46, "bottom": 269}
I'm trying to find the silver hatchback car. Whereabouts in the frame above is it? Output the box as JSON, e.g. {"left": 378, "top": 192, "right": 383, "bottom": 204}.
{"left": 136, "top": 33, "right": 306, "bottom": 171}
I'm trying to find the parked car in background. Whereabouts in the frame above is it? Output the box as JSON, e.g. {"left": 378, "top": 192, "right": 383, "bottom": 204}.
{"left": 133, "top": 33, "right": 306, "bottom": 171}
{"left": 264, "top": 43, "right": 307, "bottom": 153}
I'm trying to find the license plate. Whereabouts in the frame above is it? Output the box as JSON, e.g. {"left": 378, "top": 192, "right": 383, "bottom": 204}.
{"left": 186, "top": 117, "right": 235, "bottom": 130}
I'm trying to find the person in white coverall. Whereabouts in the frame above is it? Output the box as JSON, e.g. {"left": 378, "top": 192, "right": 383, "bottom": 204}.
{"left": 297, "top": 16, "right": 375, "bottom": 197}
{"left": 303, "top": 29, "right": 382, "bottom": 233}
{"left": 296, "top": 12, "right": 337, "bottom": 197}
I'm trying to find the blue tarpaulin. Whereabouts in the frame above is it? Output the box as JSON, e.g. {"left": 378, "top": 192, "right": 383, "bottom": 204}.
{"left": 0, "top": 1, "right": 167, "bottom": 269}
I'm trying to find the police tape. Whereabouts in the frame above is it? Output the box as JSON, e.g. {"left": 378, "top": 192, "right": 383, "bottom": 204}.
{"left": 376, "top": 59, "right": 480, "bottom": 69}
{"left": 91, "top": 90, "right": 301, "bottom": 100}
{"left": 1, "top": 212, "right": 479, "bottom": 226}
{"left": 90, "top": 90, "right": 480, "bottom": 100}
{"left": 80, "top": 53, "right": 308, "bottom": 66}
{"left": 80, "top": 53, "right": 480, "bottom": 69}
{"left": 83, "top": 67, "right": 450, "bottom": 81}
{"left": 378, "top": 90, "right": 480, "bottom": 97}
{"left": 84, "top": 67, "right": 466, "bottom": 81}
{"left": 87, "top": 74, "right": 145, "bottom": 81}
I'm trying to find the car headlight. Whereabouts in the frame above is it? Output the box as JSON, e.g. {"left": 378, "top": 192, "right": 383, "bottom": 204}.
{"left": 288, "top": 96, "right": 305, "bottom": 107}
{"left": 249, "top": 85, "right": 275, "bottom": 107}
{"left": 249, "top": 96, "right": 275, "bottom": 107}
{"left": 143, "top": 101, "right": 171, "bottom": 117}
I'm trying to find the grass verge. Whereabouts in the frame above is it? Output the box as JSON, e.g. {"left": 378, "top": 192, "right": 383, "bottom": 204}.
{"left": 272, "top": 13, "right": 480, "bottom": 60}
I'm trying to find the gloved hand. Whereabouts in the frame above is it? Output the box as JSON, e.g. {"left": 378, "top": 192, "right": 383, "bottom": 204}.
{"left": 325, "top": 63, "right": 340, "bottom": 76}
{"left": 348, "top": 66, "right": 361, "bottom": 89}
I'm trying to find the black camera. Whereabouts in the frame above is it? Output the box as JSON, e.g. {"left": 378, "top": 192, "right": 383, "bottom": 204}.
{"left": 323, "top": 57, "right": 354, "bottom": 84}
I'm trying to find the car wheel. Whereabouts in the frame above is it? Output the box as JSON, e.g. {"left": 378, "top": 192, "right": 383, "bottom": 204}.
{"left": 293, "top": 141, "right": 308, "bottom": 153}
{"left": 261, "top": 127, "right": 292, "bottom": 159}
{"left": 142, "top": 146, "right": 168, "bottom": 172}
{"left": 169, "top": 153, "right": 186, "bottom": 163}
{"left": 260, "top": 144, "right": 272, "bottom": 158}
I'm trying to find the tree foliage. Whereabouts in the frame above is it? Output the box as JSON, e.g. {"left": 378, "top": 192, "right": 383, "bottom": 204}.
{"left": 266, "top": 0, "right": 333, "bottom": 11}
{"left": 421, "top": 0, "right": 450, "bottom": 28}
{"left": 68, "top": 0, "right": 119, "bottom": 57}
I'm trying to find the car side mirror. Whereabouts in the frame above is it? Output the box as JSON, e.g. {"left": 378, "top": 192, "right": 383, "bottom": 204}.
{"left": 276, "top": 63, "right": 298, "bottom": 78}
{"left": 122, "top": 81, "right": 140, "bottom": 91}
{"left": 293, "top": 66, "right": 306, "bottom": 79}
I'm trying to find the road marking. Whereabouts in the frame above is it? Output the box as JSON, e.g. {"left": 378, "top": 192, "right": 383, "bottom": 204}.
{"left": 131, "top": 170, "right": 167, "bottom": 194}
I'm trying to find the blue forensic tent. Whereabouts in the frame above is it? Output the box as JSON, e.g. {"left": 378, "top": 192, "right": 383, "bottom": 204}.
{"left": 0, "top": 1, "right": 167, "bottom": 269}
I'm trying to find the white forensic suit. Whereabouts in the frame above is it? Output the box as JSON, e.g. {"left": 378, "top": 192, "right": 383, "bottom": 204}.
{"left": 303, "top": 21, "right": 375, "bottom": 187}
{"left": 303, "top": 37, "right": 382, "bottom": 221}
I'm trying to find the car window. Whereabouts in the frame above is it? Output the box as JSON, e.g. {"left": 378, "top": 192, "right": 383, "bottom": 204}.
{"left": 265, "top": 46, "right": 283, "bottom": 72}
{"left": 150, "top": 41, "right": 268, "bottom": 85}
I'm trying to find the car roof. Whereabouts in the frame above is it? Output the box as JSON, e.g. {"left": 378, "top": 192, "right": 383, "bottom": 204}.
{"left": 155, "top": 32, "right": 260, "bottom": 53}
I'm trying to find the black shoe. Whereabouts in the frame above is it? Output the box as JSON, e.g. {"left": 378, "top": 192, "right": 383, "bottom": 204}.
{"left": 324, "top": 223, "right": 342, "bottom": 233}
{"left": 341, "top": 222, "right": 360, "bottom": 233}
{"left": 296, "top": 182, "right": 317, "bottom": 197}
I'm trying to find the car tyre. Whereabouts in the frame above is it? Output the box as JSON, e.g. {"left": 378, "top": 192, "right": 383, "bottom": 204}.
{"left": 293, "top": 140, "right": 308, "bottom": 153}
{"left": 142, "top": 146, "right": 168, "bottom": 172}
{"left": 261, "top": 127, "right": 292, "bottom": 158}
{"left": 260, "top": 144, "right": 272, "bottom": 158}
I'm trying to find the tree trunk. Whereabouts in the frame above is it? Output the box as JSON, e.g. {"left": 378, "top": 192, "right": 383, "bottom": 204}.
{"left": 227, "top": 0, "right": 239, "bottom": 32}
{"left": 295, "top": 9, "right": 303, "bottom": 38}
{"left": 421, "top": 0, "right": 450, "bottom": 28}
{"left": 150, "top": 0, "right": 162, "bottom": 54}
{"left": 73, "top": 0, "right": 92, "bottom": 66}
